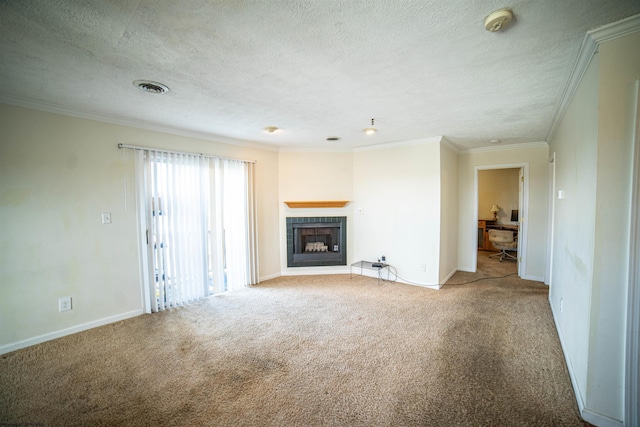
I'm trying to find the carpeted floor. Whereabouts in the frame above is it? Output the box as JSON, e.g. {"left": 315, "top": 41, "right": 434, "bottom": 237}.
{"left": 0, "top": 253, "right": 581, "bottom": 426}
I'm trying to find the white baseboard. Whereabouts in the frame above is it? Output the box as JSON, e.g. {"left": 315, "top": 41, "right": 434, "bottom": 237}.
{"left": 582, "top": 409, "right": 623, "bottom": 427}
{"left": 354, "top": 268, "right": 440, "bottom": 289}
{"left": 440, "top": 268, "right": 457, "bottom": 285}
{"left": 259, "top": 272, "right": 281, "bottom": 282}
{"left": 397, "top": 280, "right": 440, "bottom": 290}
{"left": 457, "top": 266, "right": 544, "bottom": 283}
{"left": 550, "top": 303, "right": 587, "bottom": 418}
{"left": 0, "top": 309, "right": 144, "bottom": 355}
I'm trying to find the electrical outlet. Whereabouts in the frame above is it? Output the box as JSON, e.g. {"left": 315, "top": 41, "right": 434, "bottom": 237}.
{"left": 560, "top": 298, "right": 564, "bottom": 313}
{"left": 59, "top": 296, "right": 72, "bottom": 312}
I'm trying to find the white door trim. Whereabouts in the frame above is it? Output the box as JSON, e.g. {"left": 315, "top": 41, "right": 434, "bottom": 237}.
{"left": 625, "top": 79, "right": 640, "bottom": 427}
{"left": 545, "top": 152, "right": 556, "bottom": 286}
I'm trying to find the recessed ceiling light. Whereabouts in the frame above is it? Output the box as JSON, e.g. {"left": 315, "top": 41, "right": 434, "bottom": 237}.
{"left": 490, "top": 139, "right": 502, "bottom": 144}
{"left": 264, "top": 126, "right": 279, "bottom": 133}
{"left": 133, "top": 80, "right": 169, "bottom": 94}
{"left": 326, "top": 137, "right": 341, "bottom": 141}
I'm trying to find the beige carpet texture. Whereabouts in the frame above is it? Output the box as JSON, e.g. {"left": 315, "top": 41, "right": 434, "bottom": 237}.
{"left": 1, "top": 254, "right": 582, "bottom": 426}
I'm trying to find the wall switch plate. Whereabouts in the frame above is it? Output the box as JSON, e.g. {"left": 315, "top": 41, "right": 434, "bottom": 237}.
{"left": 59, "top": 296, "right": 72, "bottom": 312}
{"left": 101, "top": 212, "right": 112, "bottom": 224}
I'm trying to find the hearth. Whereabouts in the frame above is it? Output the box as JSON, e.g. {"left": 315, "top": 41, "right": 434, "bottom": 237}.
{"left": 286, "top": 217, "right": 347, "bottom": 267}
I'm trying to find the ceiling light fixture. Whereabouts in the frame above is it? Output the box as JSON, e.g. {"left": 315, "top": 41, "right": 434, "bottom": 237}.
{"left": 133, "top": 80, "right": 169, "bottom": 94}
{"left": 484, "top": 8, "right": 514, "bottom": 32}
{"left": 490, "top": 139, "right": 502, "bottom": 144}
{"left": 326, "top": 136, "right": 341, "bottom": 141}
{"left": 264, "top": 126, "right": 279, "bottom": 133}
{"left": 363, "top": 118, "right": 377, "bottom": 135}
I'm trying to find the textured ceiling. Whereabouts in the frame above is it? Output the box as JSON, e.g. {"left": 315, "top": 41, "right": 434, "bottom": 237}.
{"left": 0, "top": 1, "right": 638, "bottom": 151}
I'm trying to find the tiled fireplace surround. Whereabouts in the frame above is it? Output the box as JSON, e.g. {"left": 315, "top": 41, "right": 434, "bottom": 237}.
{"left": 286, "top": 216, "right": 347, "bottom": 267}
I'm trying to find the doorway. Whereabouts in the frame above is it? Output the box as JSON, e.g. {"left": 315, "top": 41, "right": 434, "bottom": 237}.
{"left": 474, "top": 164, "right": 528, "bottom": 278}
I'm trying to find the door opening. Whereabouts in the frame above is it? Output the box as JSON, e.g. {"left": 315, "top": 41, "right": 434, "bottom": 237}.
{"left": 474, "top": 164, "right": 528, "bottom": 278}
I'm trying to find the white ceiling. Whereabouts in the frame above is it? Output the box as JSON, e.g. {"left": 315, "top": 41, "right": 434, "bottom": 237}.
{"left": 0, "top": 1, "right": 638, "bottom": 151}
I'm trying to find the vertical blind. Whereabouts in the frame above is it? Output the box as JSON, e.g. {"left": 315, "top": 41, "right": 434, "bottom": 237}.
{"left": 130, "top": 146, "right": 258, "bottom": 313}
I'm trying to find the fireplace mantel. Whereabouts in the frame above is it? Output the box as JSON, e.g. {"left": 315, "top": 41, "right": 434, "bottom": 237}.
{"left": 284, "top": 201, "right": 349, "bottom": 208}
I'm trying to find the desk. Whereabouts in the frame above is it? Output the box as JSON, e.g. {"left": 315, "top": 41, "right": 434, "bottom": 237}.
{"left": 486, "top": 224, "right": 519, "bottom": 231}
{"left": 478, "top": 220, "right": 496, "bottom": 250}
{"left": 350, "top": 260, "right": 389, "bottom": 285}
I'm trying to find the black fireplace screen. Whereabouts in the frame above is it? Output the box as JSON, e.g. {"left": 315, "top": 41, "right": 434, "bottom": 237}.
{"left": 286, "top": 217, "right": 347, "bottom": 267}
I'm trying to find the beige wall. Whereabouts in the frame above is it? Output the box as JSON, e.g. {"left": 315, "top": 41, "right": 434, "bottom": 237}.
{"left": 353, "top": 140, "right": 442, "bottom": 286}
{"left": 278, "top": 141, "right": 446, "bottom": 287}
{"left": 278, "top": 150, "right": 354, "bottom": 275}
{"left": 278, "top": 150, "right": 354, "bottom": 202}
{"left": 439, "top": 142, "right": 458, "bottom": 284}
{"left": 548, "top": 54, "right": 599, "bottom": 409}
{"left": 549, "top": 30, "right": 640, "bottom": 423}
{"left": 0, "top": 104, "right": 280, "bottom": 351}
{"left": 588, "top": 32, "right": 640, "bottom": 420}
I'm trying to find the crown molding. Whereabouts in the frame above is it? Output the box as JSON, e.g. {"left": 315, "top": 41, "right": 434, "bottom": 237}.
{"left": 545, "top": 35, "right": 597, "bottom": 143}
{"left": 440, "top": 136, "right": 461, "bottom": 154}
{"left": 1, "top": 94, "right": 445, "bottom": 154}
{"left": 588, "top": 13, "right": 640, "bottom": 44}
{"left": 0, "top": 94, "right": 280, "bottom": 152}
{"left": 279, "top": 136, "right": 444, "bottom": 153}
{"left": 460, "top": 141, "right": 548, "bottom": 155}
{"left": 278, "top": 146, "right": 355, "bottom": 153}
{"left": 546, "top": 13, "right": 640, "bottom": 143}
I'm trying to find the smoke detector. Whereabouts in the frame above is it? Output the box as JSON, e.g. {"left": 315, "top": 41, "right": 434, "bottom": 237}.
{"left": 484, "top": 9, "right": 513, "bottom": 32}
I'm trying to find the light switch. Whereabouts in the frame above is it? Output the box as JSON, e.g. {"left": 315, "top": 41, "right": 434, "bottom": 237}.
{"left": 557, "top": 190, "right": 565, "bottom": 200}
{"left": 101, "top": 212, "right": 112, "bottom": 224}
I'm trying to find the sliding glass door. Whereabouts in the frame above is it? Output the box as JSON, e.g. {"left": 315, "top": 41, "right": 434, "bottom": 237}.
{"left": 132, "top": 148, "right": 258, "bottom": 313}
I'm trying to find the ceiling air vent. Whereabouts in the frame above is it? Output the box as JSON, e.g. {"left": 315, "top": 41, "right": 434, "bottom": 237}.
{"left": 133, "top": 80, "right": 169, "bottom": 94}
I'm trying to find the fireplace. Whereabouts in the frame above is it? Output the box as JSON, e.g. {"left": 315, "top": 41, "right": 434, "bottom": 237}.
{"left": 286, "top": 217, "right": 347, "bottom": 267}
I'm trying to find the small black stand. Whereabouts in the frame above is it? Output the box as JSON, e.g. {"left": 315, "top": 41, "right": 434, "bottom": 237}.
{"left": 350, "top": 260, "right": 389, "bottom": 285}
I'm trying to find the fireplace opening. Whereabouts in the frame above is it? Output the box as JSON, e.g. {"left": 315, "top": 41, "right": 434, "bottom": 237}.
{"left": 286, "top": 217, "right": 346, "bottom": 267}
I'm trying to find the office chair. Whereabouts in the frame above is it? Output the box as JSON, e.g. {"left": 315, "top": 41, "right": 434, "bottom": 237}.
{"left": 488, "top": 229, "right": 517, "bottom": 262}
